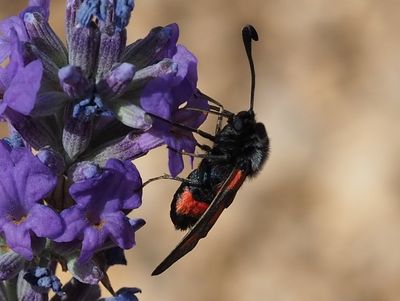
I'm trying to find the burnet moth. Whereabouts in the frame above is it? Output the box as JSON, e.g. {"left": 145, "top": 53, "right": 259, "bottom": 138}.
{"left": 145, "top": 25, "right": 270, "bottom": 275}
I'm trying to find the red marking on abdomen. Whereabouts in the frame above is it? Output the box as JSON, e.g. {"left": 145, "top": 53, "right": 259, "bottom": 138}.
{"left": 227, "top": 170, "right": 246, "bottom": 190}
{"left": 176, "top": 189, "right": 209, "bottom": 217}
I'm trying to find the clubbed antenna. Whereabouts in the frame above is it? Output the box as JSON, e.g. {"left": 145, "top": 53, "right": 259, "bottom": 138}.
{"left": 242, "top": 25, "right": 259, "bottom": 112}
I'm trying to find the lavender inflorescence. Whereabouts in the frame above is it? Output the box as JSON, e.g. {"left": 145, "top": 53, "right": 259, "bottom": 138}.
{"left": 0, "top": 0, "right": 208, "bottom": 300}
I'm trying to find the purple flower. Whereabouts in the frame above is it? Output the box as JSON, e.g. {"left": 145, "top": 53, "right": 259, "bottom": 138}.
{"left": 55, "top": 159, "right": 143, "bottom": 263}
{"left": 0, "top": 141, "right": 62, "bottom": 260}
{"left": 0, "top": 29, "right": 43, "bottom": 117}
{"left": 140, "top": 46, "right": 209, "bottom": 176}
{"left": 140, "top": 45, "right": 197, "bottom": 119}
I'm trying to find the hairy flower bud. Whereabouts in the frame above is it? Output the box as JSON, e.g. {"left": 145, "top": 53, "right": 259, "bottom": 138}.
{"left": 23, "top": 11, "right": 68, "bottom": 67}
{"left": 67, "top": 256, "right": 104, "bottom": 284}
{"left": 0, "top": 249, "right": 25, "bottom": 281}
{"left": 59, "top": 65, "right": 92, "bottom": 99}
{"left": 63, "top": 113, "right": 94, "bottom": 162}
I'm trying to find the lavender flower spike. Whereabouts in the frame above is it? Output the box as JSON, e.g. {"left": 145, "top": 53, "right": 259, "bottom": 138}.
{"left": 0, "top": 0, "right": 210, "bottom": 298}
{"left": 0, "top": 141, "right": 62, "bottom": 260}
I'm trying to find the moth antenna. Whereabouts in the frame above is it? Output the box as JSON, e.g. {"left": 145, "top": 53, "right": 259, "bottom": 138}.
{"left": 242, "top": 24, "right": 259, "bottom": 112}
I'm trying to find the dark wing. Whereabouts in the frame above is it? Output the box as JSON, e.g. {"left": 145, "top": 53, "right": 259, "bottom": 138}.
{"left": 152, "top": 168, "right": 247, "bottom": 276}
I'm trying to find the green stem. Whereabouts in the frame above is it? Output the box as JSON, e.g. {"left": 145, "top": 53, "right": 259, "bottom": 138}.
{"left": 5, "top": 277, "right": 18, "bottom": 301}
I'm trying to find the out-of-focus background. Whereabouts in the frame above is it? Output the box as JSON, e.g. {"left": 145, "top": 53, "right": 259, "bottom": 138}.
{"left": 2, "top": 0, "right": 400, "bottom": 300}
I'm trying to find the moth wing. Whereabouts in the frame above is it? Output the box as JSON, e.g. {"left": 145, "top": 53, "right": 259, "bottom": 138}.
{"left": 152, "top": 168, "right": 247, "bottom": 275}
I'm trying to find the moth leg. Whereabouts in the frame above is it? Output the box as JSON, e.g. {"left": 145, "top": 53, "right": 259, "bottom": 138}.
{"left": 165, "top": 146, "right": 207, "bottom": 158}
{"left": 168, "top": 147, "right": 229, "bottom": 161}
{"left": 183, "top": 151, "right": 229, "bottom": 161}
{"left": 142, "top": 174, "right": 199, "bottom": 187}
{"left": 196, "top": 142, "right": 211, "bottom": 152}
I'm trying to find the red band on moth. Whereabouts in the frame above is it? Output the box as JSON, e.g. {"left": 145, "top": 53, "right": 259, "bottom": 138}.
{"left": 226, "top": 170, "right": 246, "bottom": 190}
{"left": 176, "top": 188, "right": 209, "bottom": 217}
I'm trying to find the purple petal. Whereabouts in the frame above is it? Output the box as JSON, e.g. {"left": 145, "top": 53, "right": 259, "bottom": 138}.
{"left": 171, "top": 45, "right": 198, "bottom": 102}
{"left": 70, "top": 159, "right": 142, "bottom": 211}
{"left": 11, "top": 147, "right": 56, "bottom": 205}
{"left": 160, "top": 23, "right": 179, "bottom": 59}
{"left": 0, "top": 144, "right": 22, "bottom": 218}
{"left": 165, "top": 134, "right": 196, "bottom": 176}
{"left": 68, "top": 172, "right": 106, "bottom": 207}
{"left": 121, "top": 192, "right": 142, "bottom": 211}
{"left": 174, "top": 93, "right": 209, "bottom": 128}
{"left": 103, "top": 212, "right": 135, "bottom": 249}
{"left": 168, "top": 148, "right": 184, "bottom": 178}
{"left": 0, "top": 17, "right": 27, "bottom": 63}
{"left": 139, "top": 45, "right": 198, "bottom": 121}
{"left": 79, "top": 226, "right": 110, "bottom": 263}
{"left": 140, "top": 76, "right": 173, "bottom": 119}
{"left": 105, "top": 158, "right": 141, "bottom": 185}
{"left": 2, "top": 222, "right": 33, "bottom": 260}
{"left": 0, "top": 102, "right": 7, "bottom": 117}
{"left": 55, "top": 207, "right": 87, "bottom": 242}
{"left": 6, "top": 29, "right": 25, "bottom": 76}
{"left": 26, "top": 204, "right": 63, "bottom": 239}
{"left": 0, "top": 66, "right": 10, "bottom": 92}
{"left": 0, "top": 140, "right": 13, "bottom": 171}
{"left": 105, "top": 160, "right": 142, "bottom": 210}
{"left": 0, "top": 40, "right": 12, "bottom": 65}
{"left": 4, "top": 59, "right": 43, "bottom": 115}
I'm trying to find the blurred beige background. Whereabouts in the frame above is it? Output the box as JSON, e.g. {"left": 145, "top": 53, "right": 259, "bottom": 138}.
{"left": 2, "top": 0, "right": 400, "bottom": 300}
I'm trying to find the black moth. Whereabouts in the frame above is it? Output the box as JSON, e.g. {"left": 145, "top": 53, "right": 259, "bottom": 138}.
{"left": 146, "top": 25, "right": 270, "bottom": 275}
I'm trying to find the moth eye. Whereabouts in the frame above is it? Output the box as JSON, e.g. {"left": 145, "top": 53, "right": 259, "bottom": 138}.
{"left": 233, "top": 118, "right": 243, "bottom": 131}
